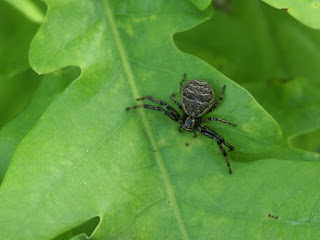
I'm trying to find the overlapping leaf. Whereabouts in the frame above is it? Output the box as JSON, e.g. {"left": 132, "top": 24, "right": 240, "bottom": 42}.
{"left": 0, "top": 67, "right": 78, "bottom": 182}
{"left": 0, "top": 2, "right": 40, "bottom": 128}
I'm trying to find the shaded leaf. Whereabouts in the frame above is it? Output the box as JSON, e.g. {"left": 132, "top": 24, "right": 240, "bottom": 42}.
{"left": 0, "top": 1, "right": 41, "bottom": 128}
{"left": 291, "top": 129, "right": 320, "bottom": 153}
{"left": 245, "top": 77, "right": 320, "bottom": 139}
{"left": 0, "top": 67, "right": 79, "bottom": 183}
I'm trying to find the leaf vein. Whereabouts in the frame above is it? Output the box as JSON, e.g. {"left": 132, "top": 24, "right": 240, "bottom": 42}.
{"left": 102, "top": 1, "right": 189, "bottom": 239}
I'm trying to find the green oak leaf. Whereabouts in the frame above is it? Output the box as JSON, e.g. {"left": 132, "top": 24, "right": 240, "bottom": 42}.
{"left": 0, "top": 67, "right": 78, "bottom": 183}
{"left": 0, "top": 1, "right": 78, "bottom": 183}
{"left": 175, "top": 0, "right": 320, "bottom": 155}
{"left": 261, "top": 0, "right": 320, "bottom": 29}
{"left": 0, "top": 0, "right": 282, "bottom": 239}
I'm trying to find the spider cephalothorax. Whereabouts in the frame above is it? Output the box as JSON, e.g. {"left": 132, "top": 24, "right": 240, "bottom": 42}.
{"left": 126, "top": 74, "right": 237, "bottom": 174}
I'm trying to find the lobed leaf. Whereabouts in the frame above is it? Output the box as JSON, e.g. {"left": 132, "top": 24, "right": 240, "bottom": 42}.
{"left": 0, "top": 0, "right": 282, "bottom": 239}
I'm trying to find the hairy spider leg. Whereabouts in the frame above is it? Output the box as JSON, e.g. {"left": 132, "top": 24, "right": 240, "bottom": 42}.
{"left": 136, "top": 95, "right": 180, "bottom": 119}
{"left": 208, "top": 85, "right": 226, "bottom": 112}
{"left": 180, "top": 73, "right": 187, "bottom": 89}
{"left": 170, "top": 94, "right": 184, "bottom": 112}
{"left": 203, "top": 117, "right": 237, "bottom": 126}
{"left": 199, "top": 125, "right": 234, "bottom": 150}
{"left": 197, "top": 124, "right": 233, "bottom": 174}
{"left": 126, "top": 104, "right": 179, "bottom": 122}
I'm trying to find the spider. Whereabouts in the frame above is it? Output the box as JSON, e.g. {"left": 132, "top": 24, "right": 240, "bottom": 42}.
{"left": 126, "top": 74, "right": 237, "bottom": 174}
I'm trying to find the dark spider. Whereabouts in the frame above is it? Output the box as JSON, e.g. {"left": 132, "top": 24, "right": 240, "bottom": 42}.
{"left": 126, "top": 74, "right": 237, "bottom": 174}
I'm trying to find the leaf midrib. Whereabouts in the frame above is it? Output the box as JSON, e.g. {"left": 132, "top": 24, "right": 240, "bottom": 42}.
{"left": 102, "top": 1, "right": 189, "bottom": 239}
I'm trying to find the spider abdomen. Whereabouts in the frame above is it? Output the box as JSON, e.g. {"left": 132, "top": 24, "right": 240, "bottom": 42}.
{"left": 180, "top": 79, "right": 215, "bottom": 117}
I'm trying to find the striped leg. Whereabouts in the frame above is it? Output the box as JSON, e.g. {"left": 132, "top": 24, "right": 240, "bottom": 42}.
{"left": 126, "top": 104, "right": 178, "bottom": 122}
{"left": 203, "top": 117, "right": 237, "bottom": 126}
{"left": 170, "top": 94, "right": 184, "bottom": 112}
{"left": 136, "top": 95, "right": 180, "bottom": 119}
{"left": 208, "top": 85, "right": 226, "bottom": 112}
{"left": 197, "top": 124, "right": 234, "bottom": 174}
{"left": 180, "top": 73, "right": 187, "bottom": 89}
{"left": 223, "top": 141, "right": 234, "bottom": 151}
{"left": 217, "top": 141, "right": 232, "bottom": 174}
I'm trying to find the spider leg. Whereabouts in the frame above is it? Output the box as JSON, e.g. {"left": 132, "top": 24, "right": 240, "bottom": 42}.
{"left": 203, "top": 117, "right": 237, "bottom": 126}
{"left": 197, "top": 124, "right": 233, "bottom": 174}
{"left": 178, "top": 126, "right": 183, "bottom": 133}
{"left": 193, "top": 131, "right": 197, "bottom": 138}
{"left": 208, "top": 85, "right": 226, "bottom": 112}
{"left": 126, "top": 104, "right": 178, "bottom": 122}
{"left": 217, "top": 142, "right": 232, "bottom": 174}
{"left": 170, "top": 94, "right": 184, "bottom": 112}
{"left": 199, "top": 125, "right": 234, "bottom": 151}
{"left": 136, "top": 95, "right": 180, "bottom": 119}
{"left": 180, "top": 73, "right": 187, "bottom": 89}
{"left": 223, "top": 141, "right": 234, "bottom": 151}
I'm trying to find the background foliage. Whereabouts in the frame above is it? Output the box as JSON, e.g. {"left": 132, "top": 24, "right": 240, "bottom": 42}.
{"left": 0, "top": 0, "right": 319, "bottom": 239}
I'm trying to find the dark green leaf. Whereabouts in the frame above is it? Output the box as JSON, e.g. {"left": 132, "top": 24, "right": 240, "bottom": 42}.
{"left": 0, "top": 1, "right": 41, "bottom": 128}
